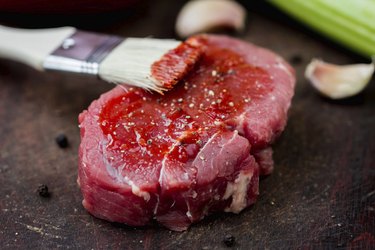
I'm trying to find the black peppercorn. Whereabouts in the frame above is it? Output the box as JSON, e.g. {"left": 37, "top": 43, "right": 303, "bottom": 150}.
{"left": 289, "top": 54, "right": 303, "bottom": 65}
{"left": 55, "top": 134, "right": 69, "bottom": 148}
{"left": 37, "top": 184, "right": 50, "bottom": 197}
{"left": 223, "top": 234, "right": 235, "bottom": 247}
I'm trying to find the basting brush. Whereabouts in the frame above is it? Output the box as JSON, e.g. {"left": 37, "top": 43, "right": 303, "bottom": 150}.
{"left": 0, "top": 25, "right": 203, "bottom": 93}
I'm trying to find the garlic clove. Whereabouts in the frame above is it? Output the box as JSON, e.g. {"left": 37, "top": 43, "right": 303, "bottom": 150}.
{"left": 305, "top": 59, "right": 374, "bottom": 99}
{"left": 175, "top": 0, "right": 246, "bottom": 39}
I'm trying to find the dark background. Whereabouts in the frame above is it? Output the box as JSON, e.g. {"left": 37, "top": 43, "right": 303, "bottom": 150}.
{"left": 1, "top": 0, "right": 374, "bottom": 249}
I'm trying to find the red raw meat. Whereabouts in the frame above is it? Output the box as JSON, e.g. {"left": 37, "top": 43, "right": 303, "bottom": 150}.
{"left": 78, "top": 35, "right": 295, "bottom": 231}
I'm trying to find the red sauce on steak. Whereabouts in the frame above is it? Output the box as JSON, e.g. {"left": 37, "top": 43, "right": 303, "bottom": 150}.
{"left": 99, "top": 39, "right": 272, "bottom": 170}
{"left": 79, "top": 35, "right": 296, "bottom": 231}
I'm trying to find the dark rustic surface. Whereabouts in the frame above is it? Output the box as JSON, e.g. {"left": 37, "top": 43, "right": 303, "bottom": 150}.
{"left": 1, "top": 1, "right": 374, "bottom": 249}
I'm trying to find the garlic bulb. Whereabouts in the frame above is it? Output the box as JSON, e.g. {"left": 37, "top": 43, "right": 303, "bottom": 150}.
{"left": 305, "top": 59, "right": 374, "bottom": 99}
{"left": 175, "top": 0, "right": 246, "bottom": 39}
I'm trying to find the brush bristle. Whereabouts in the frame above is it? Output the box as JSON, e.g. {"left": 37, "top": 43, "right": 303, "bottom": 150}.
{"left": 99, "top": 38, "right": 181, "bottom": 93}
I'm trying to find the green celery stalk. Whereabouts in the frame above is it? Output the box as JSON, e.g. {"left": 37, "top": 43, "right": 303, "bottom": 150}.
{"left": 269, "top": 0, "right": 375, "bottom": 58}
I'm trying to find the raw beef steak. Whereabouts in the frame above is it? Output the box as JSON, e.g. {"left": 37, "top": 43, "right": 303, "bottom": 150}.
{"left": 78, "top": 35, "right": 295, "bottom": 231}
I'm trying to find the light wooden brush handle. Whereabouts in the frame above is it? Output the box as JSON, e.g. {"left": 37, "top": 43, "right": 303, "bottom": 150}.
{"left": 0, "top": 25, "right": 75, "bottom": 70}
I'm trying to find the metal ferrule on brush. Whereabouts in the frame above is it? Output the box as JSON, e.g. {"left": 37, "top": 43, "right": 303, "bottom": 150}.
{"left": 43, "top": 30, "right": 123, "bottom": 75}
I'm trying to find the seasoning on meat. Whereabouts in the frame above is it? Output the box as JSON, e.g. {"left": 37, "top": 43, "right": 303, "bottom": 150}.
{"left": 78, "top": 35, "right": 295, "bottom": 231}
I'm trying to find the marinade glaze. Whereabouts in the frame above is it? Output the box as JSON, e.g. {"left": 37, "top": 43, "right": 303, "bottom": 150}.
{"left": 99, "top": 36, "right": 272, "bottom": 190}
{"left": 79, "top": 34, "right": 296, "bottom": 230}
